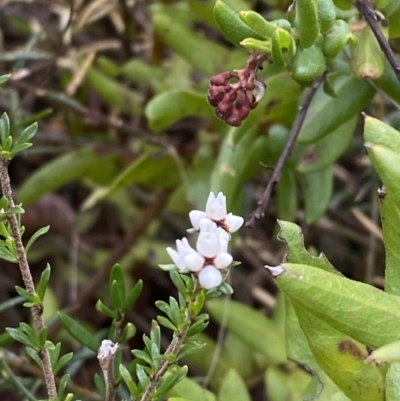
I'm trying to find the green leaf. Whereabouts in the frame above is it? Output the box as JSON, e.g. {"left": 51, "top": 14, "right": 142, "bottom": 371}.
{"left": 6, "top": 327, "right": 37, "bottom": 348}
{"left": 152, "top": 10, "right": 232, "bottom": 74}
{"left": 207, "top": 299, "right": 286, "bottom": 364}
{"left": 269, "top": 263, "right": 400, "bottom": 349}
{"left": 36, "top": 264, "right": 51, "bottom": 302}
{"left": 167, "top": 376, "right": 216, "bottom": 401}
{"left": 154, "top": 366, "right": 188, "bottom": 399}
{"left": 295, "top": 0, "right": 320, "bottom": 48}
{"left": 145, "top": 91, "right": 214, "bottom": 133}
{"left": 0, "top": 74, "right": 11, "bottom": 85}
{"left": 157, "top": 316, "right": 178, "bottom": 331}
{"left": 122, "top": 280, "right": 143, "bottom": 312}
{"left": 386, "top": 363, "right": 400, "bottom": 400}
{"left": 83, "top": 151, "right": 181, "bottom": 209}
{"left": 387, "top": 1, "right": 400, "bottom": 38}
{"left": 84, "top": 67, "right": 142, "bottom": 115}
{"left": 119, "top": 364, "right": 140, "bottom": 398}
{"left": 219, "top": 369, "right": 251, "bottom": 401}
{"left": 54, "top": 353, "right": 73, "bottom": 375}
{"left": 213, "top": 0, "right": 263, "bottom": 46}
{"left": 0, "top": 113, "right": 10, "bottom": 144}
{"left": 18, "top": 147, "right": 107, "bottom": 205}
{"left": 58, "top": 374, "right": 70, "bottom": 401}
{"left": 298, "top": 116, "right": 357, "bottom": 173}
{"left": 95, "top": 300, "right": 118, "bottom": 319}
{"left": 57, "top": 312, "right": 100, "bottom": 352}
{"left": 298, "top": 75, "right": 375, "bottom": 144}
{"left": 119, "top": 322, "right": 136, "bottom": 342}
{"left": 15, "top": 122, "right": 38, "bottom": 147}
{"left": 26, "top": 347, "right": 42, "bottom": 367}
{"left": 25, "top": 226, "right": 50, "bottom": 253}
{"left": 15, "top": 286, "right": 36, "bottom": 303}
{"left": 0, "top": 331, "right": 14, "bottom": 346}
{"left": 277, "top": 220, "right": 340, "bottom": 274}
{"left": 277, "top": 169, "right": 297, "bottom": 221}
{"left": 301, "top": 164, "right": 333, "bottom": 224}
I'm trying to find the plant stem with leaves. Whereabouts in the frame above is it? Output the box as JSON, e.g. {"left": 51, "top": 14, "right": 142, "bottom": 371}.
{"left": 0, "top": 156, "right": 57, "bottom": 400}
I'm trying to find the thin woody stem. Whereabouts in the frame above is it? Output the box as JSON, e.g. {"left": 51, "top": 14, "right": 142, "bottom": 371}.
{"left": 0, "top": 156, "right": 57, "bottom": 400}
{"left": 139, "top": 322, "right": 191, "bottom": 401}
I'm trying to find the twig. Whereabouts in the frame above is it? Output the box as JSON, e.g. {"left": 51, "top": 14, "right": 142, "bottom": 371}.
{"left": 246, "top": 76, "right": 325, "bottom": 228}
{"left": 355, "top": 0, "right": 400, "bottom": 81}
{"left": 139, "top": 323, "right": 191, "bottom": 401}
{"left": 0, "top": 157, "right": 57, "bottom": 400}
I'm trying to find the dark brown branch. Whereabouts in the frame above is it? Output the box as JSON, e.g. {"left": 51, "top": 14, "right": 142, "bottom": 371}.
{"left": 355, "top": 0, "right": 400, "bottom": 81}
{"left": 246, "top": 76, "right": 325, "bottom": 228}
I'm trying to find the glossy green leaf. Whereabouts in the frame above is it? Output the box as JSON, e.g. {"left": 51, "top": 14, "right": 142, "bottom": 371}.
{"left": 277, "top": 220, "right": 339, "bottom": 274}
{"left": 58, "top": 373, "right": 70, "bottom": 401}
{"left": 146, "top": 91, "right": 213, "bottom": 133}
{"left": 154, "top": 366, "right": 188, "bottom": 399}
{"left": 298, "top": 75, "right": 375, "bottom": 144}
{"left": 18, "top": 147, "right": 107, "bottom": 205}
{"left": 58, "top": 312, "right": 100, "bottom": 352}
{"left": 302, "top": 164, "right": 333, "bottom": 223}
{"left": 207, "top": 299, "right": 286, "bottom": 364}
{"left": 298, "top": 116, "right": 356, "bottom": 173}
{"left": 219, "top": 369, "right": 251, "bottom": 401}
{"left": 268, "top": 262, "right": 400, "bottom": 349}
{"left": 240, "top": 37, "right": 271, "bottom": 52}
{"left": 213, "top": 0, "right": 263, "bottom": 46}
{"left": 386, "top": 363, "right": 400, "bottom": 400}
{"left": 84, "top": 67, "right": 142, "bottom": 115}
{"left": 295, "top": 0, "right": 320, "bottom": 48}
{"left": 0, "top": 113, "right": 10, "bottom": 144}
{"left": 0, "top": 332, "right": 14, "bottom": 347}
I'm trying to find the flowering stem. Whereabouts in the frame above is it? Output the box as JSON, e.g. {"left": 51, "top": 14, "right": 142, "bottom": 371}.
{"left": 0, "top": 156, "right": 57, "bottom": 400}
{"left": 139, "top": 322, "right": 191, "bottom": 401}
{"left": 246, "top": 75, "right": 325, "bottom": 227}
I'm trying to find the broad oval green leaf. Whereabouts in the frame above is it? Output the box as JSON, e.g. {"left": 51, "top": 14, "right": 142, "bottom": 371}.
{"left": 167, "top": 376, "right": 216, "bottom": 401}
{"left": 386, "top": 363, "right": 400, "bottom": 401}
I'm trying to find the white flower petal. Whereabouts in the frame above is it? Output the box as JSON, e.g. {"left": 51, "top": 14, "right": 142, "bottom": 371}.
{"left": 224, "top": 213, "right": 244, "bottom": 233}
{"left": 199, "top": 218, "right": 217, "bottom": 233}
{"left": 198, "top": 265, "right": 223, "bottom": 289}
{"left": 214, "top": 252, "right": 233, "bottom": 269}
{"left": 184, "top": 252, "right": 205, "bottom": 272}
{"left": 196, "top": 232, "right": 220, "bottom": 258}
{"left": 166, "top": 247, "right": 186, "bottom": 270}
{"left": 206, "top": 191, "right": 227, "bottom": 220}
{"left": 189, "top": 210, "right": 207, "bottom": 230}
{"left": 177, "top": 238, "right": 195, "bottom": 256}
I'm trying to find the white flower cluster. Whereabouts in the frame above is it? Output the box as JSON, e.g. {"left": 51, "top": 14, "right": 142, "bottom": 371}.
{"left": 166, "top": 192, "right": 244, "bottom": 289}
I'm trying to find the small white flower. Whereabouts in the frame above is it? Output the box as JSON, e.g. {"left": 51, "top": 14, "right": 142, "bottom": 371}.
{"left": 189, "top": 191, "right": 244, "bottom": 233}
{"left": 214, "top": 252, "right": 233, "bottom": 269}
{"left": 166, "top": 238, "right": 197, "bottom": 272}
{"left": 205, "top": 192, "right": 226, "bottom": 220}
{"left": 198, "top": 265, "right": 223, "bottom": 289}
{"left": 224, "top": 213, "right": 244, "bottom": 233}
{"left": 196, "top": 230, "right": 220, "bottom": 258}
{"left": 183, "top": 252, "right": 205, "bottom": 272}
